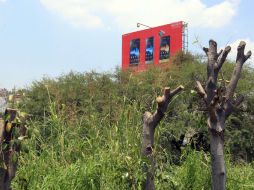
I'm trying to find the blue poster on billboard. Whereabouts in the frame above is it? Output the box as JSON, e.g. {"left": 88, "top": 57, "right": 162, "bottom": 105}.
{"left": 160, "top": 36, "right": 170, "bottom": 60}
{"left": 146, "top": 37, "right": 154, "bottom": 63}
{"left": 130, "top": 39, "right": 140, "bottom": 64}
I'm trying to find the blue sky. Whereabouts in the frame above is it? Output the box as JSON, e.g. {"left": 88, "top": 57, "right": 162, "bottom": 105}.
{"left": 0, "top": 0, "right": 253, "bottom": 89}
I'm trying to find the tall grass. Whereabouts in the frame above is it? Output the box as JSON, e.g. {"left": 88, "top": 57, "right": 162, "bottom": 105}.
{"left": 13, "top": 99, "right": 254, "bottom": 189}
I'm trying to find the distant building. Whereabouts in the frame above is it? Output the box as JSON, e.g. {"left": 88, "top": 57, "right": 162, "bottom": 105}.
{"left": 0, "top": 97, "right": 6, "bottom": 113}
{"left": 0, "top": 88, "right": 8, "bottom": 113}
{"left": 0, "top": 88, "right": 8, "bottom": 97}
{"left": 122, "top": 21, "right": 188, "bottom": 71}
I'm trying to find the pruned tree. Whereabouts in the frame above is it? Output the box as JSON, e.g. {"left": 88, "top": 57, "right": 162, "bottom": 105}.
{"left": 195, "top": 40, "right": 252, "bottom": 190}
{"left": 0, "top": 109, "right": 28, "bottom": 190}
{"left": 142, "top": 86, "right": 184, "bottom": 190}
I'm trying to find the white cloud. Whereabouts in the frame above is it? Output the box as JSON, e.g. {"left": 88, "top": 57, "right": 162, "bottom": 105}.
{"left": 107, "top": 0, "right": 239, "bottom": 31}
{"left": 225, "top": 39, "right": 254, "bottom": 64}
{"left": 40, "top": 0, "right": 104, "bottom": 28}
{"left": 0, "top": 0, "right": 7, "bottom": 3}
{"left": 40, "top": 0, "right": 240, "bottom": 30}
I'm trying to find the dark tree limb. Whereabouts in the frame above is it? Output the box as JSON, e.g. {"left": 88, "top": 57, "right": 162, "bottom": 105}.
{"left": 204, "top": 40, "right": 218, "bottom": 104}
{"left": 203, "top": 47, "right": 209, "bottom": 56}
{"left": 225, "top": 95, "right": 245, "bottom": 117}
{"left": 142, "top": 86, "right": 183, "bottom": 190}
{"left": 215, "top": 46, "right": 231, "bottom": 72}
{"left": 226, "top": 42, "right": 252, "bottom": 101}
{"left": 196, "top": 40, "right": 251, "bottom": 190}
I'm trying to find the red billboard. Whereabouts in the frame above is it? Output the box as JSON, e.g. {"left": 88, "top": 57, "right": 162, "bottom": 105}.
{"left": 122, "top": 21, "right": 185, "bottom": 71}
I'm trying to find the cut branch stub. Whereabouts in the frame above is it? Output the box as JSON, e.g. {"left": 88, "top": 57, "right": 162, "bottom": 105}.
{"left": 216, "top": 46, "right": 231, "bottom": 71}
{"left": 170, "top": 85, "right": 184, "bottom": 97}
{"left": 245, "top": 51, "right": 252, "bottom": 60}
{"left": 203, "top": 47, "right": 209, "bottom": 56}
{"left": 196, "top": 81, "right": 207, "bottom": 100}
{"left": 236, "top": 41, "right": 252, "bottom": 63}
{"left": 151, "top": 86, "right": 184, "bottom": 128}
{"left": 236, "top": 41, "right": 247, "bottom": 62}
{"left": 225, "top": 95, "right": 245, "bottom": 117}
{"left": 156, "top": 87, "right": 171, "bottom": 113}
{"left": 209, "top": 40, "right": 218, "bottom": 58}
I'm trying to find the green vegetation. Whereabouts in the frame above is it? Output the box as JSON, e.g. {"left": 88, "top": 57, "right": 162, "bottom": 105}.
{"left": 11, "top": 54, "right": 254, "bottom": 189}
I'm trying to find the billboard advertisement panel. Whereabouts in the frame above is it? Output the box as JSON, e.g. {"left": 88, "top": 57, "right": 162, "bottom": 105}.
{"left": 130, "top": 39, "right": 140, "bottom": 64}
{"left": 160, "top": 36, "right": 170, "bottom": 60}
{"left": 146, "top": 37, "right": 154, "bottom": 63}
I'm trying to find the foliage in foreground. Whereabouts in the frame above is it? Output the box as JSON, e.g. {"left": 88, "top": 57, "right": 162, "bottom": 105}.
{"left": 12, "top": 55, "right": 254, "bottom": 189}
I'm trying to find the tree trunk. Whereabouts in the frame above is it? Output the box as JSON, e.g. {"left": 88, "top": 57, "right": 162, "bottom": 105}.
{"left": 209, "top": 122, "right": 226, "bottom": 190}
{"left": 142, "top": 112, "right": 157, "bottom": 190}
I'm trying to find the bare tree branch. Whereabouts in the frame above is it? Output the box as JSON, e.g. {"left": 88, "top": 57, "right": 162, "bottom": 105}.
{"left": 209, "top": 40, "right": 218, "bottom": 57}
{"left": 169, "top": 85, "right": 185, "bottom": 98}
{"left": 216, "top": 46, "right": 231, "bottom": 72}
{"left": 236, "top": 41, "right": 247, "bottom": 62}
{"left": 226, "top": 41, "right": 252, "bottom": 100}
{"left": 151, "top": 86, "right": 184, "bottom": 128}
{"left": 203, "top": 47, "right": 209, "bottom": 56}
{"left": 203, "top": 40, "right": 222, "bottom": 104}
{"left": 206, "top": 40, "right": 217, "bottom": 79}
{"left": 195, "top": 81, "right": 207, "bottom": 99}
{"left": 225, "top": 95, "right": 245, "bottom": 117}
{"left": 217, "top": 49, "right": 223, "bottom": 58}
{"left": 245, "top": 51, "right": 252, "bottom": 61}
